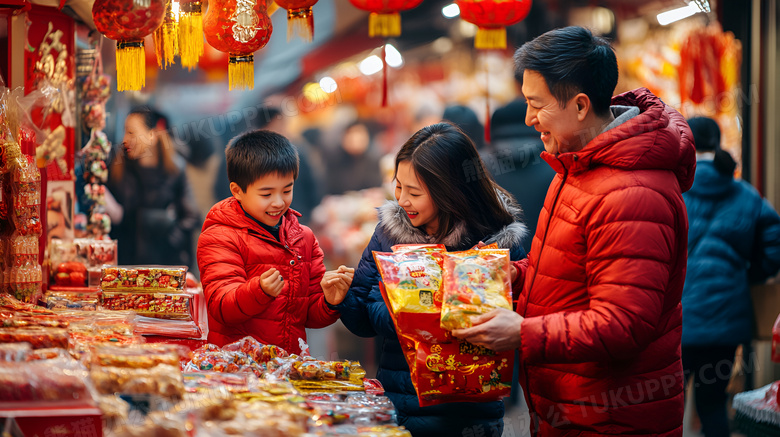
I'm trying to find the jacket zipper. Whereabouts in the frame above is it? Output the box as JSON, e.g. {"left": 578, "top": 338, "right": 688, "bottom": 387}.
{"left": 522, "top": 158, "right": 568, "bottom": 436}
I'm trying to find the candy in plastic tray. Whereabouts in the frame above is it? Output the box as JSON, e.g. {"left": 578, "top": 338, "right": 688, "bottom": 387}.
{"left": 306, "top": 392, "right": 397, "bottom": 426}
{"left": 0, "top": 358, "right": 94, "bottom": 406}
{"left": 0, "top": 342, "right": 31, "bottom": 361}
{"left": 90, "top": 343, "right": 189, "bottom": 369}
{"left": 45, "top": 291, "right": 99, "bottom": 310}
{"left": 90, "top": 364, "right": 185, "bottom": 399}
{"left": 26, "top": 347, "right": 71, "bottom": 361}
{"left": 223, "top": 336, "right": 289, "bottom": 364}
{"left": 0, "top": 327, "right": 69, "bottom": 349}
{"left": 101, "top": 290, "right": 192, "bottom": 320}
{"left": 101, "top": 266, "right": 187, "bottom": 291}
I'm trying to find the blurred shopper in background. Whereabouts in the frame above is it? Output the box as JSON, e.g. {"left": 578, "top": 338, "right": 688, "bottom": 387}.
{"left": 487, "top": 99, "right": 556, "bottom": 254}
{"left": 107, "top": 106, "right": 200, "bottom": 269}
{"left": 442, "top": 104, "right": 485, "bottom": 151}
{"left": 323, "top": 120, "right": 383, "bottom": 195}
{"left": 681, "top": 116, "right": 780, "bottom": 437}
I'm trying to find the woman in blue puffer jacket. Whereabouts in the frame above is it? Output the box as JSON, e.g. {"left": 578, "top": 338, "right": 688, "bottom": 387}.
{"left": 327, "top": 123, "right": 528, "bottom": 437}
{"left": 682, "top": 117, "right": 780, "bottom": 437}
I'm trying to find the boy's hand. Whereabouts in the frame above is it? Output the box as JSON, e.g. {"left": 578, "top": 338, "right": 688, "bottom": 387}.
{"left": 322, "top": 265, "right": 355, "bottom": 306}
{"left": 259, "top": 268, "right": 284, "bottom": 297}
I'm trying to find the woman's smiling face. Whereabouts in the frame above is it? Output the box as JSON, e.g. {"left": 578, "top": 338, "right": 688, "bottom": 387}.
{"left": 395, "top": 160, "right": 438, "bottom": 235}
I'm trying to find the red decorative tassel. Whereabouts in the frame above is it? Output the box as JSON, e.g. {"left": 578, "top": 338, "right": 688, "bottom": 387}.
{"left": 382, "top": 44, "right": 388, "bottom": 107}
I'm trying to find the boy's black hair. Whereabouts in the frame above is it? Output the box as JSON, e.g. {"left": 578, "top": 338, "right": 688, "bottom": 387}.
{"left": 226, "top": 129, "right": 299, "bottom": 191}
{"left": 514, "top": 26, "right": 618, "bottom": 117}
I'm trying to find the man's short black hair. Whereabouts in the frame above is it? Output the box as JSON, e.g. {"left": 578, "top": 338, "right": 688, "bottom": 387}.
{"left": 226, "top": 129, "right": 299, "bottom": 191}
{"left": 514, "top": 26, "right": 618, "bottom": 117}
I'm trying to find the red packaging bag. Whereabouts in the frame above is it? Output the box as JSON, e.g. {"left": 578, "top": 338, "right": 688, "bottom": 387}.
{"left": 377, "top": 281, "right": 513, "bottom": 407}
{"left": 440, "top": 249, "right": 512, "bottom": 331}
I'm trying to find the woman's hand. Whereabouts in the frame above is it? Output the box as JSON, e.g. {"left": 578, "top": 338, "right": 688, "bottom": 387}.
{"left": 322, "top": 265, "right": 355, "bottom": 306}
{"left": 259, "top": 268, "right": 284, "bottom": 297}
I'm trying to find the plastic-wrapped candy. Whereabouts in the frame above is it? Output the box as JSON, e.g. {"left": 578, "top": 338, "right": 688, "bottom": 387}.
{"left": 440, "top": 248, "right": 512, "bottom": 331}
{"left": 374, "top": 251, "right": 444, "bottom": 315}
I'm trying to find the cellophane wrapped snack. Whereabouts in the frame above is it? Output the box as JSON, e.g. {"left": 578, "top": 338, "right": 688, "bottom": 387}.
{"left": 89, "top": 343, "right": 188, "bottom": 369}
{"left": 306, "top": 392, "right": 397, "bottom": 427}
{"left": 440, "top": 249, "right": 512, "bottom": 331}
{"left": 0, "top": 357, "right": 95, "bottom": 406}
{"left": 374, "top": 248, "right": 514, "bottom": 407}
{"left": 374, "top": 250, "right": 444, "bottom": 315}
{"left": 0, "top": 341, "right": 31, "bottom": 361}
{"left": 90, "top": 364, "right": 185, "bottom": 399}
{"left": 0, "top": 326, "right": 69, "bottom": 349}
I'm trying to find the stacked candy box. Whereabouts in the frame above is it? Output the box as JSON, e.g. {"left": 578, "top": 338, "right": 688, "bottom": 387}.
{"left": 99, "top": 266, "right": 192, "bottom": 320}
{"left": 100, "top": 266, "right": 186, "bottom": 291}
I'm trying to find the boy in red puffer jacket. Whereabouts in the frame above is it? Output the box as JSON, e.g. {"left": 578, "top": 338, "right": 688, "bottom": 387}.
{"left": 197, "top": 129, "right": 353, "bottom": 354}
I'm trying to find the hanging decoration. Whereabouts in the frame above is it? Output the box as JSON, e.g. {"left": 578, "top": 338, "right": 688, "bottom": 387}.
{"left": 153, "top": 0, "right": 179, "bottom": 69}
{"left": 348, "top": 0, "right": 423, "bottom": 38}
{"left": 92, "top": 0, "right": 166, "bottom": 91}
{"left": 274, "top": 0, "right": 318, "bottom": 42}
{"left": 455, "top": 0, "right": 532, "bottom": 50}
{"left": 179, "top": 0, "right": 204, "bottom": 70}
{"left": 203, "top": 0, "right": 273, "bottom": 90}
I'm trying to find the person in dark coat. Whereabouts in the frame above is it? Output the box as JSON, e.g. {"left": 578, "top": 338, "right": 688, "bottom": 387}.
{"left": 107, "top": 106, "right": 200, "bottom": 269}
{"left": 487, "top": 99, "right": 556, "bottom": 254}
{"left": 326, "top": 123, "right": 528, "bottom": 437}
{"left": 681, "top": 116, "right": 780, "bottom": 437}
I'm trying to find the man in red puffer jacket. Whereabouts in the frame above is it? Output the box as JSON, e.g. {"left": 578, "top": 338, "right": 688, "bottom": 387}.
{"left": 454, "top": 26, "right": 695, "bottom": 436}
{"left": 197, "top": 130, "right": 353, "bottom": 354}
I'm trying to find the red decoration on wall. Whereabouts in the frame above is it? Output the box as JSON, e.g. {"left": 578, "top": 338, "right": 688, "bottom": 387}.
{"left": 348, "top": 0, "right": 423, "bottom": 37}
{"left": 456, "top": 0, "right": 532, "bottom": 49}
{"left": 92, "top": 0, "right": 165, "bottom": 91}
{"left": 203, "top": 0, "right": 272, "bottom": 90}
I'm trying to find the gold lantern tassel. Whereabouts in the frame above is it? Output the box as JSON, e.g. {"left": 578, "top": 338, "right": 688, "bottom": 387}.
{"left": 179, "top": 1, "right": 204, "bottom": 70}
{"left": 116, "top": 41, "right": 145, "bottom": 91}
{"left": 153, "top": 0, "right": 179, "bottom": 69}
{"left": 475, "top": 27, "right": 507, "bottom": 50}
{"left": 368, "top": 12, "right": 401, "bottom": 38}
{"left": 287, "top": 7, "right": 314, "bottom": 42}
{"left": 229, "top": 55, "right": 254, "bottom": 91}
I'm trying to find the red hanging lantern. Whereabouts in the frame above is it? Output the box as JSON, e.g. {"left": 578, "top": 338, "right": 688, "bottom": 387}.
{"left": 203, "top": 0, "right": 273, "bottom": 90}
{"left": 348, "top": 0, "right": 423, "bottom": 38}
{"left": 179, "top": 0, "right": 204, "bottom": 70}
{"left": 274, "top": 0, "right": 318, "bottom": 42}
{"left": 456, "top": 0, "right": 532, "bottom": 50}
{"left": 92, "top": 0, "right": 166, "bottom": 91}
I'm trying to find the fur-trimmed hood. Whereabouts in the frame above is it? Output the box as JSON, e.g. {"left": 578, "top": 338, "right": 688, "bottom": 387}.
{"left": 376, "top": 192, "right": 529, "bottom": 251}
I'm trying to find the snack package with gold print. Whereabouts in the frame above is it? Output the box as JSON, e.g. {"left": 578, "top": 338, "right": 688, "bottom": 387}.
{"left": 374, "top": 246, "right": 513, "bottom": 407}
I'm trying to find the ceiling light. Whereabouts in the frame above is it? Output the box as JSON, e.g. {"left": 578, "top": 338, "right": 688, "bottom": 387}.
{"left": 442, "top": 3, "right": 460, "bottom": 18}
{"left": 657, "top": 3, "right": 701, "bottom": 26}
{"left": 319, "top": 77, "right": 337, "bottom": 93}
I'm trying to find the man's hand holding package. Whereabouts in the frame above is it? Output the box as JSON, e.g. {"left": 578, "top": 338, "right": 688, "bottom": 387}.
{"left": 322, "top": 265, "right": 355, "bottom": 306}
{"left": 452, "top": 308, "right": 524, "bottom": 352}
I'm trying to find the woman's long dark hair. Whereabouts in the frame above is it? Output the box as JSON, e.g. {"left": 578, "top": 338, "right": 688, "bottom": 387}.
{"left": 395, "top": 122, "right": 517, "bottom": 242}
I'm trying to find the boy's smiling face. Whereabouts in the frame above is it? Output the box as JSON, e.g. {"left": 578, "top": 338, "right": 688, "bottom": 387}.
{"left": 231, "top": 172, "right": 295, "bottom": 227}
